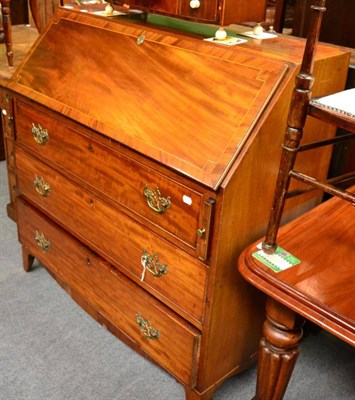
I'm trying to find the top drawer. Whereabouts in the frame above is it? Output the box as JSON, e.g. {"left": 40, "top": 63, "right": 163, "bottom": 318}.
{"left": 14, "top": 100, "right": 215, "bottom": 260}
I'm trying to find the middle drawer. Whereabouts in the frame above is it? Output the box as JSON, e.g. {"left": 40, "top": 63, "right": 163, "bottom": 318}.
{"left": 16, "top": 147, "right": 208, "bottom": 326}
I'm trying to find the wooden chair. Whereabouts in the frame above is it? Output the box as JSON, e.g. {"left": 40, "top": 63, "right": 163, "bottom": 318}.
{"left": 0, "top": 0, "right": 40, "bottom": 66}
{"left": 238, "top": 0, "right": 355, "bottom": 399}
{"left": 1, "top": 0, "right": 13, "bottom": 66}
{"left": 0, "top": 0, "right": 63, "bottom": 66}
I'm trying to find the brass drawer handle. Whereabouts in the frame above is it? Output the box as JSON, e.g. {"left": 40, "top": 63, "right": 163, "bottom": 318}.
{"left": 32, "top": 123, "right": 48, "bottom": 145}
{"left": 143, "top": 185, "right": 171, "bottom": 214}
{"left": 35, "top": 231, "right": 51, "bottom": 253}
{"left": 34, "top": 175, "right": 51, "bottom": 197}
{"left": 135, "top": 313, "right": 160, "bottom": 340}
{"left": 140, "top": 249, "right": 168, "bottom": 281}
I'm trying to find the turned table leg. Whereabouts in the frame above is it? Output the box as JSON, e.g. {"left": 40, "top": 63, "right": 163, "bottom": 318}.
{"left": 22, "top": 246, "right": 35, "bottom": 272}
{"left": 255, "top": 297, "right": 304, "bottom": 400}
{"left": 1, "top": 0, "right": 13, "bottom": 66}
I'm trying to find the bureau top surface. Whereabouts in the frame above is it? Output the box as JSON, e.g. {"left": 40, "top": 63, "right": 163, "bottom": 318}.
{"left": 8, "top": 9, "right": 290, "bottom": 189}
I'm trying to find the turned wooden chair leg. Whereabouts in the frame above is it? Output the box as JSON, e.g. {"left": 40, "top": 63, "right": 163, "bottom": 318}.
{"left": 1, "top": 0, "right": 13, "bottom": 66}
{"left": 255, "top": 298, "right": 304, "bottom": 400}
{"left": 22, "top": 246, "right": 35, "bottom": 272}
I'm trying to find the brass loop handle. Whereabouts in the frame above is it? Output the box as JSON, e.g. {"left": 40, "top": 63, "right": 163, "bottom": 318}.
{"left": 34, "top": 175, "right": 51, "bottom": 197}
{"left": 140, "top": 249, "right": 168, "bottom": 281}
{"left": 32, "top": 123, "right": 48, "bottom": 145}
{"left": 135, "top": 313, "right": 160, "bottom": 340}
{"left": 143, "top": 185, "right": 171, "bottom": 214}
{"left": 35, "top": 231, "right": 51, "bottom": 253}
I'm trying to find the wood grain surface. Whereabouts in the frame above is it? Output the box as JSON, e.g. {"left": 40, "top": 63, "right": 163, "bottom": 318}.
{"left": 8, "top": 9, "right": 288, "bottom": 189}
{"left": 239, "top": 186, "right": 355, "bottom": 345}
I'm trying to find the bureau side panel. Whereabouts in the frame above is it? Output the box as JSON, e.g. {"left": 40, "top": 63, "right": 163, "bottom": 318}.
{"left": 194, "top": 52, "right": 350, "bottom": 391}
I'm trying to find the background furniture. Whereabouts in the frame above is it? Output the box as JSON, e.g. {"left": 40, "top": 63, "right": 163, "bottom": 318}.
{"left": 292, "top": 0, "right": 355, "bottom": 48}
{"left": 0, "top": 0, "right": 12, "bottom": 66}
{"left": 28, "top": 0, "right": 62, "bottom": 32}
{"left": 8, "top": 0, "right": 29, "bottom": 24}
{"left": 238, "top": 1, "right": 355, "bottom": 398}
{"left": 110, "top": 0, "right": 267, "bottom": 25}
{"left": 272, "top": 0, "right": 289, "bottom": 32}
{"left": 0, "top": 0, "right": 46, "bottom": 67}
{"left": 272, "top": 0, "right": 355, "bottom": 49}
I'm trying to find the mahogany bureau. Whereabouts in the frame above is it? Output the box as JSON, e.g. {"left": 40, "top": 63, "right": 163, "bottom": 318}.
{"left": 0, "top": 8, "right": 350, "bottom": 400}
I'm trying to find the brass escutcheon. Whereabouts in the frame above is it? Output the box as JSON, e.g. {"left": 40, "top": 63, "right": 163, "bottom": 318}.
{"left": 135, "top": 313, "right": 160, "bottom": 340}
{"left": 32, "top": 123, "right": 48, "bottom": 145}
{"left": 197, "top": 228, "right": 206, "bottom": 237}
{"left": 137, "top": 34, "right": 145, "bottom": 45}
{"left": 7, "top": 115, "right": 13, "bottom": 131}
{"left": 35, "top": 231, "right": 51, "bottom": 253}
{"left": 141, "top": 249, "right": 168, "bottom": 278}
{"left": 143, "top": 185, "right": 171, "bottom": 214}
{"left": 34, "top": 175, "right": 51, "bottom": 197}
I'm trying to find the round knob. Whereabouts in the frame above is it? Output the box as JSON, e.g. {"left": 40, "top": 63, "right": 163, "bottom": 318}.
{"left": 215, "top": 28, "right": 227, "bottom": 40}
{"left": 190, "top": 0, "right": 200, "bottom": 9}
{"left": 253, "top": 23, "right": 264, "bottom": 36}
{"left": 104, "top": 3, "right": 114, "bottom": 15}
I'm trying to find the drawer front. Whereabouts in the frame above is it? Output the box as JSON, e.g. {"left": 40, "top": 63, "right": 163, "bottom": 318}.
{"left": 4, "top": 137, "right": 15, "bottom": 171}
{"left": 15, "top": 100, "right": 213, "bottom": 257}
{"left": 180, "top": 0, "right": 218, "bottom": 22}
{"left": 16, "top": 198, "right": 200, "bottom": 387}
{"left": 16, "top": 148, "right": 207, "bottom": 325}
{"left": 131, "top": 0, "right": 179, "bottom": 15}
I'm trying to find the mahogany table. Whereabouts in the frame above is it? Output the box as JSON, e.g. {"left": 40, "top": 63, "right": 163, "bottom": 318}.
{"left": 238, "top": 187, "right": 355, "bottom": 399}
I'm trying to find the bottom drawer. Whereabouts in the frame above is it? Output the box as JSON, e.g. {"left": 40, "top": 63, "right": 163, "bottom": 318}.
{"left": 16, "top": 198, "right": 201, "bottom": 387}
